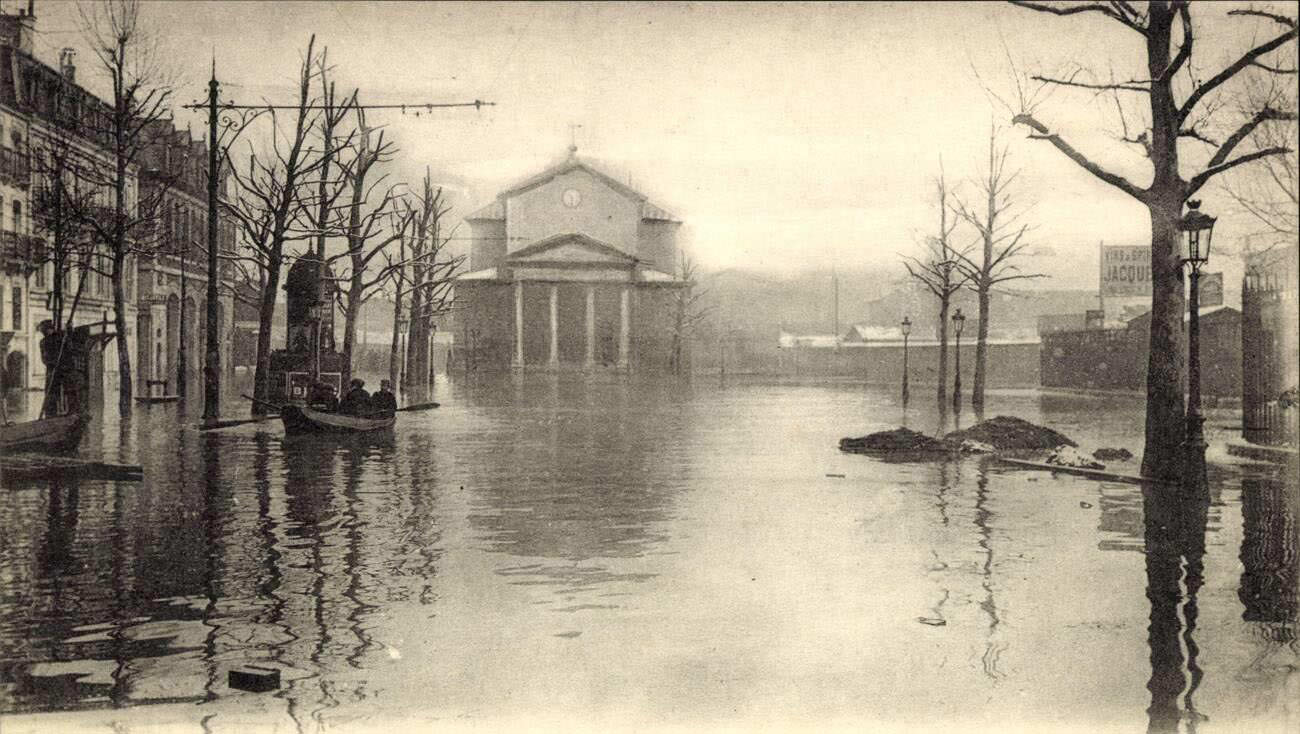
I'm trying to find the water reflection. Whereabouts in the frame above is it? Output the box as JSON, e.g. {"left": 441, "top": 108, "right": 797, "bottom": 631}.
{"left": 1, "top": 376, "right": 1298, "bottom": 731}
{"left": 1143, "top": 480, "right": 1209, "bottom": 734}
{"left": 973, "top": 468, "right": 1005, "bottom": 680}
{"left": 460, "top": 377, "right": 689, "bottom": 602}
{"left": 1238, "top": 473, "right": 1299, "bottom": 692}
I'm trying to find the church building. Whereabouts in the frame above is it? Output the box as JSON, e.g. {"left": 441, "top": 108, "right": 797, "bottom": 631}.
{"left": 452, "top": 148, "right": 687, "bottom": 372}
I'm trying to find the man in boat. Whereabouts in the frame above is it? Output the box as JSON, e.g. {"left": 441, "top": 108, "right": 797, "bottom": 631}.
{"left": 338, "top": 378, "right": 371, "bottom": 417}
{"left": 371, "top": 379, "right": 397, "bottom": 418}
{"left": 308, "top": 381, "right": 339, "bottom": 412}
{"left": 38, "top": 320, "right": 70, "bottom": 417}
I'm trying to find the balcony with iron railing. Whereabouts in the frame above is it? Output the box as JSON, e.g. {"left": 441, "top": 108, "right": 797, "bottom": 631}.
{"left": 0, "top": 230, "right": 46, "bottom": 271}
{"left": 0, "top": 147, "right": 30, "bottom": 188}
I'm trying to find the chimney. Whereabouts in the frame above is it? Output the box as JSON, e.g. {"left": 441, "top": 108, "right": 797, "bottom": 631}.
{"left": 59, "top": 47, "right": 76, "bottom": 82}
{"left": 0, "top": 0, "right": 36, "bottom": 54}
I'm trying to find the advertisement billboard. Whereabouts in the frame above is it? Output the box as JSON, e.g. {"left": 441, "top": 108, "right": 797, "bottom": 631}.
{"left": 1100, "top": 245, "right": 1152, "bottom": 297}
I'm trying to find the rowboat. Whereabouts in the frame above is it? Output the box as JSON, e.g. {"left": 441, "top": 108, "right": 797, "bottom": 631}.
{"left": 0, "top": 414, "right": 88, "bottom": 454}
{"left": 279, "top": 404, "right": 396, "bottom": 435}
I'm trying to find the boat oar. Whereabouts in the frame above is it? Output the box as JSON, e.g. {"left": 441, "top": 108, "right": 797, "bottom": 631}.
{"left": 356, "top": 401, "right": 440, "bottom": 419}
{"left": 198, "top": 415, "right": 280, "bottom": 432}
{"left": 241, "top": 393, "right": 285, "bottom": 413}
{"left": 398, "top": 401, "right": 440, "bottom": 412}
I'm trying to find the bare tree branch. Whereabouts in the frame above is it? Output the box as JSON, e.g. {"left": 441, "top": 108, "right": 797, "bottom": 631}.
{"left": 1012, "top": 113, "right": 1147, "bottom": 200}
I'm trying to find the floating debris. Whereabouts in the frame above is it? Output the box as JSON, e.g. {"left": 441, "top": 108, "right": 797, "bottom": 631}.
{"left": 229, "top": 665, "right": 280, "bottom": 693}
{"left": 1046, "top": 446, "right": 1106, "bottom": 470}
{"left": 917, "top": 617, "right": 947, "bottom": 626}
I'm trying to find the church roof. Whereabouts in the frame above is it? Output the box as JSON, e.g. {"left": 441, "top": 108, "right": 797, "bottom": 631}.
{"left": 507, "top": 232, "right": 638, "bottom": 263}
{"left": 464, "top": 153, "right": 680, "bottom": 223}
{"left": 465, "top": 199, "right": 505, "bottom": 221}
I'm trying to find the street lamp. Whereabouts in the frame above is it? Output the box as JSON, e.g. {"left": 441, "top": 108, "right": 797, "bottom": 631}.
{"left": 1179, "top": 199, "right": 1216, "bottom": 468}
{"left": 901, "top": 315, "right": 912, "bottom": 407}
{"left": 952, "top": 307, "right": 966, "bottom": 411}
{"left": 397, "top": 311, "right": 410, "bottom": 388}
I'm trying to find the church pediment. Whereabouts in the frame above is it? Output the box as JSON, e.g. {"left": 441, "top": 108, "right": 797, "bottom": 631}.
{"left": 507, "top": 233, "right": 637, "bottom": 265}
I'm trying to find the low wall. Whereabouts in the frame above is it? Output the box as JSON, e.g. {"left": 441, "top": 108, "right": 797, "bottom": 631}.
{"left": 775, "top": 342, "right": 1041, "bottom": 387}
{"left": 1042, "top": 314, "right": 1241, "bottom": 398}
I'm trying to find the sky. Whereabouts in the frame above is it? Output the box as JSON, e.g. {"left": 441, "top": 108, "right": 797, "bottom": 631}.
{"left": 28, "top": 1, "right": 1298, "bottom": 291}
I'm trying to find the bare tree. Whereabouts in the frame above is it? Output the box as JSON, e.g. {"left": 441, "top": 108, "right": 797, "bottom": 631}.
{"left": 669, "top": 252, "right": 711, "bottom": 375}
{"left": 30, "top": 130, "right": 101, "bottom": 331}
{"left": 220, "top": 36, "right": 330, "bottom": 414}
{"left": 382, "top": 207, "right": 411, "bottom": 390}
{"left": 395, "top": 170, "right": 458, "bottom": 392}
{"left": 306, "top": 56, "right": 356, "bottom": 381}
{"left": 903, "top": 168, "right": 971, "bottom": 406}
{"left": 77, "top": 0, "right": 175, "bottom": 414}
{"left": 332, "top": 108, "right": 408, "bottom": 387}
{"left": 951, "top": 125, "right": 1044, "bottom": 409}
{"left": 1005, "top": 1, "right": 1298, "bottom": 480}
{"left": 1221, "top": 73, "right": 1298, "bottom": 251}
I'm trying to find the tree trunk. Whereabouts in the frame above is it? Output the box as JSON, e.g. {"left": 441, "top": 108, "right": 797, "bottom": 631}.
{"left": 341, "top": 283, "right": 362, "bottom": 387}
{"left": 251, "top": 266, "right": 280, "bottom": 416}
{"left": 1140, "top": 197, "right": 1187, "bottom": 481}
{"left": 973, "top": 277, "right": 990, "bottom": 407}
{"left": 936, "top": 299, "right": 949, "bottom": 405}
{"left": 1139, "top": 6, "right": 1188, "bottom": 482}
{"left": 111, "top": 257, "right": 132, "bottom": 415}
{"left": 404, "top": 283, "right": 423, "bottom": 391}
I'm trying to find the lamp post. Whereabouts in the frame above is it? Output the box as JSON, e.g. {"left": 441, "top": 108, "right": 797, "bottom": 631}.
{"left": 397, "top": 312, "right": 410, "bottom": 389}
{"left": 901, "top": 315, "right": 912, "bottom": 407}
{"left": 1179, "top": 200, "right": 1216, "bottom": 471}
{"left": 952, "top": 308, "right": 965, "bottom": 411}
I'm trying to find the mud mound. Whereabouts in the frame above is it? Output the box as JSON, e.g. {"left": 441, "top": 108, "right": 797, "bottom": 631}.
{"left": 840, "top": 427, "right": 946, "bottom": 454}
{"left": 943, "top": 415, "right": 1076, "bottom": 451}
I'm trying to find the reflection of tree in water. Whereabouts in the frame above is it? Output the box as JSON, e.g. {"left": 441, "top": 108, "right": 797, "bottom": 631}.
{"left": 337, "top": 444, "right": 381, "bottom": 671}
{"left": 1, "top": 431, "right": 211, "bottom": 714}
{"left": 1238, "top": 475, "right": 1298, "bottom": 661}
{"left": 390, "top": 433, "right": 443, "bottom": 607}
{"left": 1143, "top": 481, "right": 1209, "bottom": 734}
{"left": 973, "top": 468, "right": 1005, "bottom": 680}
{"left": 922, "top": 458, "right": 956, "bottom": 628}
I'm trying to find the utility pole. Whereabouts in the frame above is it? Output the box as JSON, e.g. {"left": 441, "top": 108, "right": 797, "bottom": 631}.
{"left": 203, "top": 64, "right": 219, "bottom": 421}
{"left": 184, "top": 61, "right": 492, "bottom": 423}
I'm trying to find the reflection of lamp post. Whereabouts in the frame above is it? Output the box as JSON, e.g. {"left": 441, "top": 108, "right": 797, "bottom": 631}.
{"left": 952, "top": 308, "right": 965, "bottom": 411}
{"left": 1179, "top": 200, "right": 1216, "bottom": 471}
{"left": 177, "top": 225, "right": 187, "bottom": 404}
{"left": 901, "top": 315, "right": 912, "bottom": 407}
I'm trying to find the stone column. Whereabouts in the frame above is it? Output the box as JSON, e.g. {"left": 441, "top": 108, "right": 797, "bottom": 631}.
{"left": 548, "top": 283, "right": 559, "bottom": 368}
{"left": 618, "top": 286, "right": 630, "bottom": 370}
{"left": 585, "top": 286, "right": 595, "bottom": 368}
{"left": 513, "top": 279, "right": 524, "bottom": 368}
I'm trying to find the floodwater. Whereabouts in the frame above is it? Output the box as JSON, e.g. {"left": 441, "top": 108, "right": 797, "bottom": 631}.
{"left": 1, "top": 375, "right": 1297, "bottom": 733}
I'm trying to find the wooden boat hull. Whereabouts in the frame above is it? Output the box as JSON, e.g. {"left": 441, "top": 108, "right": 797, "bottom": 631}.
{"left": 279, "top": 404, "right": 395, "bottom": 435}
{"left": 0, "top": 414, "right": 88, "bottom": 454}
